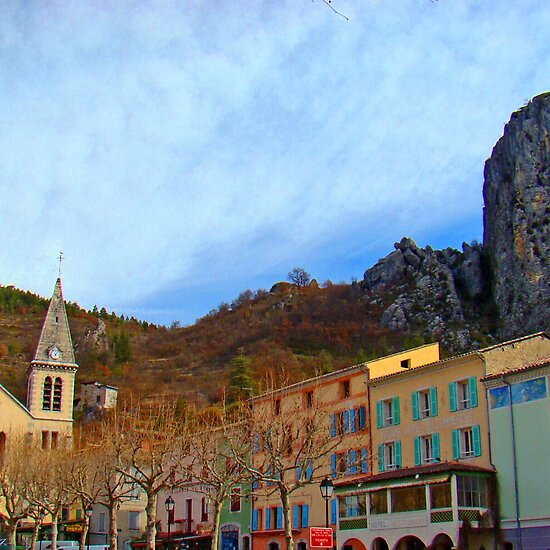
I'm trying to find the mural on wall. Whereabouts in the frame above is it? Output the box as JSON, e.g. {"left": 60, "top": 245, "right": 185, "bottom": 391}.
{"left": 489, "top": 377, "right": 548, "bottom": 409}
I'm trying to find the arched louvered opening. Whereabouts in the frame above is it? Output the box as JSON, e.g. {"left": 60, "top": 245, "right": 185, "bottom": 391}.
{"left": 53, "top": 377, "right": 63, "bottom": 411}
{"left": 42, "top": 376, "right": 53, "bottom": 410}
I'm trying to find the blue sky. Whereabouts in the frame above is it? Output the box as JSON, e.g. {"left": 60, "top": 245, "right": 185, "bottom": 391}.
{"left": 1, "top": 0, "right": 549, "bottom": 325}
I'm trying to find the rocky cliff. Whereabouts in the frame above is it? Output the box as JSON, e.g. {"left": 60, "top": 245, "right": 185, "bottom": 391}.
{"left": 483, "top": 92, "right": 550, "bottom": 338}
{"left": 360, "top": 93, "right": 550, "bottom": 351}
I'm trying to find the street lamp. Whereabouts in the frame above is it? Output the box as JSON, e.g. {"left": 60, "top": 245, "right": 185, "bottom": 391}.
{"left": 165, "top": 496, "right": 175, "bottom": 550}
{"left": 319, "top": 477, "right": 334, "bottom": 528}
{"left": 85, "top": 506, "right": 93, "bottom": 550}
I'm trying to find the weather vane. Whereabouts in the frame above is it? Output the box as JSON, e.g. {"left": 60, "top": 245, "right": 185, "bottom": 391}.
{"left": 58, "top": 251, "right": 64, "bottom": 277}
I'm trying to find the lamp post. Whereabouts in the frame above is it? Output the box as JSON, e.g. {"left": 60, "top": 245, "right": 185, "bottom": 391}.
{"left": 165, "top": 496, "right": 175, "bottom": 550}
{"left": 85, "top": 506, "right": 93, "bottom": 550}
{"left": 319, "top": 477, "right": 334, "bottom": 528}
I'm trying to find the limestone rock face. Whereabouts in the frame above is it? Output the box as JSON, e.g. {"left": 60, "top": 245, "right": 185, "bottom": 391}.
{"left": 483, "top": 92, "right": 550, "bottom": 338}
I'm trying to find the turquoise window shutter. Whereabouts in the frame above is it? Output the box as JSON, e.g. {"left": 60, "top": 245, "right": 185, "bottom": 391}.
{"left": 275, "top": 507, "right": 282, "bottom": 529}
{"left": 469, "top": 377, "right": 478, "bottom": 407}
{"left": 395, "top": 440, "right": 402, "bottom": 467}
{"left": 330, "top": 414, "right": 336, "bottom": 438}
{"left": 430, "top": 387, "right": 438, "bottom": 416}
{"left": 358, "top": 406, "right": 365, "bottom": 430}
{"left": 360, "top": 448, "right": 368, "bottom": 473}
{"left": 376, "top": 401, "right": 383, "bottom": 428}
{"left": 414, "top": 436, "right": 421, "bottom": 466}
{"left": 393, "top": 397, "right": 400, "bottom": 425}
{"left": 331, "top": 454, "right": 337, "bottom": 478}
{"left": 449, "top": 382, "right": 457, "bottom": 412}
{"left": 252, "top": 509, "right": 258, "bottom": 531}
{"left": 331, "top": 499, "right": 337, "bottom": 525}
{"left": 452, "top": 429, "right": 460, "bottom": 459}
{"left": 411, "top": 391, "right": 419, "bottom": 421}
{"left": 265, "top": 508, "right": 271, "bottom": 530}
{"left": 350, "top": 408, "right": 357, "bottom": 433}
{"left": 292, "top": 505, "right": 299, "bottom": 529}
{"left": 378, "top": 444, "right": 385, "bottom": 472}
{"left": 472, "top": 425, "right": 481, "bottom": 456}
{"left": 342, "top": 409, "right": 350, "bottom": 433}
{"left": 302, "top": 504, "right": 309, "bottom": 528}
{"left": 349, "top": 450, "right": 357, "bottom": 474}
{"left": 432, "top": 432, "right": 440, "bottom": 460}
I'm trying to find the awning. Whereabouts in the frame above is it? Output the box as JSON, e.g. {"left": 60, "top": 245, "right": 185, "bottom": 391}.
{"left": 340, "top": 474, "right": 450, "bottom": 495}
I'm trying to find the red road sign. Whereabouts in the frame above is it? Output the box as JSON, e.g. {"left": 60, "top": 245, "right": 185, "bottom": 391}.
{"left": 309, "top": 527, "right": 333, "bottom": 547}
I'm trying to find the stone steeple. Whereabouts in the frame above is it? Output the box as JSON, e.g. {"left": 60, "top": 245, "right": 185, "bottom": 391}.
{"left": 32, "top": 278, "right": 76, "bottom": 365}
{"left": 26, "top": 278, "right": 78, "bottom": 420}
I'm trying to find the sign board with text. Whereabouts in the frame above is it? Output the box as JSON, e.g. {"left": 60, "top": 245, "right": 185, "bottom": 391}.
{"left": 309, "top": 527, "right": 333, "bottom": 547}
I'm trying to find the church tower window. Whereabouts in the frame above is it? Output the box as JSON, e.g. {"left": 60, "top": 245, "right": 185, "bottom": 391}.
{"left": 53, "top": 377, "right": 63, "bottom": 411}
{"left": 42, "top": 377, "right": 53, "bottom": 410}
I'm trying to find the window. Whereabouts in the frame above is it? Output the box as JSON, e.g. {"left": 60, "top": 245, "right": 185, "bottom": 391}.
{"left": 61, "top": 508, "right": 69, "bottom": 521}
{"left": 400, "top": 359, "right": 411, "bottom": 369}
{"left": 266, "top": 506, "right": 282, "bottom": 530}
{"left": 338, "top": 495, "right": 366, "bottom": 518}
{"left": 98, "top": 512, "right": 106, "bottom": 532}
{"left": 340, "top": 380, "right": 351, "bottom": 399}
{"left": 449, "top": 377, "right": 478, "bottom": 411}
{"left": 201, "top": 497, "right": 208, "bottom": 521}
{"left": 52, "top": 377, "right": 62, "bottom": 411}
{"left": 51, "top": 431, "right": 59, "bottom": 449}
{"left": 305, "top": 391, "right": 313, "bottom": 408}
{"left": 330, "top": 406, "right": 365, "bottom": 437}
{"left": 369, "top": 490, "right": 387, "bottom": 515}
{"left": 412, "top": 387, "right": 438, "bottom": 420}
{"left": 42, "top": 377, "right": 53, "bottom": 410}
{"left": 128, "top": 511, "right": 140, "bottom": 530}
{"left": 414, "top": 433, "right": 440, "bottom": 465}
{"left": 230, "top": 487, "right": 241, "bottom": 512}
{"left": 377, "top": 441, "right": 401, "bottom": 472}
{"left": 292, "top": 504, "right": 309, "bottom": 528}
{"left": 76, "top": 509, "right": 82, "bottom": 520}
{"left": 452, "top": 426, "right": 481, "bottom": 459}
{"left": 457, "top": 476, "right": 488, "bottom": 508}
{"left": 391, "top": 486, "right": 426, "bottom": 513}
{"left": 376, "top": 398, "right": 400, "bottom": 428}
{"left": 274, "top": 399, "right": 281, "bottom": 415}
{"left": 430, "top": 483, "right": 452, "bottom": 509}
{"left": 331, "top": 449, "right": 368, "bottom": 477}
{"left": 41, "top": 431, "right": 50, "bottom": 450}
{"left": 251, "top": 509, "right": 263, "bottom": 531}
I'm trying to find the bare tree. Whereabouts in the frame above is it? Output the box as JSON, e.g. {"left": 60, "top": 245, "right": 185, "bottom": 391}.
{"left": 115, "top": 399, "right": 189, "bottom": 550}
{"left": 287, "top": 267, "right": 311, "bottom": 287}
{"left": 0, "top": 436, "right": 34, "bottom": 550}
{"left": 230, "top": 381, "right": 342, "bottom": 550}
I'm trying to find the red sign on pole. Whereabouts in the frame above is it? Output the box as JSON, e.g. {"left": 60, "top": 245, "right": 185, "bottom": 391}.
{"left": 310, "top": 527, "right": 333, "bottom": 547}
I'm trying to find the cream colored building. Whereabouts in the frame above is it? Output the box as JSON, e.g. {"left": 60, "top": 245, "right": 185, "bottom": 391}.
{"left": 0, "top": 278, "right": 77, "bottom": 452}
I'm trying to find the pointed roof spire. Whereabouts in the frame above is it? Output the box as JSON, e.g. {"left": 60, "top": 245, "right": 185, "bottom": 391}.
{"left": 33, "top": 278, "right": 76, "bottom": 365}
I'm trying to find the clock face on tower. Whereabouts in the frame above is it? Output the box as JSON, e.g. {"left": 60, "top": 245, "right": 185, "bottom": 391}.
{"left": 49, "top": 346, "right": 62, "bottom": 360}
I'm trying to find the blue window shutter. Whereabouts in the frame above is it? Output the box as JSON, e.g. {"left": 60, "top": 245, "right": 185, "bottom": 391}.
{"left": 414, "top": 436, "right": 421, "bottom": 466}
{"left": 331, "top": 454, "right": 337, "bottom": 478}
{"left": 350, "top": 408, "right": 356, "bottom": 433}
{"left": 452, "top": 429, "right": 460, "bottom": 459}
{"left": 376, "top": 401, "right": 383, "bottom": 429}
{"left": 265, "top": 508, "right": 271, "bottom": 530}
{"left": 472, "top": 425, "right": 481, "bottom": 456}
{"left": 411, "top": 391, "right": 419, "bottom": 421}
{"left": 252, "top": 509, "right": 258, "bottom": 531}
{"left": 393, "top": 397, "right": 400, "bottom": 425}
{"left": 292, "top": 505, "right": 299, "bottom": 529}
{"left": 349, "top": 450, "right": 357, "bottom": 474}
{"left": 296, "top": 462, "right": 302, "bottom": 482}
{"left": 275, "top": 507, "right": 282, "bottom": 529}
{"left": 395, "top": 441, "right": 402, "bottom": 468}
{"left": 252, "top": 477, "right": 258, "bottom": 490}
{"left": 342, "top": 410, "right": 350, "bottom": 433}
{"left": 358, "top": 406, "right": 365, "bottom": 430}
{"left": 449, "top": 382, "right": 457, "bottom": 412}
{"left": 306, "top": 462, "right": 313, "bottom": 481}
{"left": 430, "top": 387, "right": 438, "bottom": 417}
{"left": 469, "top": 377, "right": 478, "bottom": 408}
{"left": 330, "top": 499, "right": 337, "bottom": 525}
{"left": 253, "top": 433, "right": 259, "bottom": 453}
{"left": 378, "top": 444, "right": 385, "bottom": 472}
{"left": 302, "top": 504, "right": 309, "bottom": 528}
{"left": 330, "top": 414, "right": 336, "bottom": 438}
{"left": 361, "top": 448, "right": 368, "bottom": 473}
{"left": 432, "top": 432, "right": 440, "bottom": 461}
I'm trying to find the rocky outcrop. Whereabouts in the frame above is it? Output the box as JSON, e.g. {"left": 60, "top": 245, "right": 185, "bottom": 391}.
{"left": 483, "top": 92, "right": 550, "bottom": 338}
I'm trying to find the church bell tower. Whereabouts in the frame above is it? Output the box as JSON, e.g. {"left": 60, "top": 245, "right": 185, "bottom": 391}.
{"left": 26, "top": 278, "right": 78, "bottom": 422}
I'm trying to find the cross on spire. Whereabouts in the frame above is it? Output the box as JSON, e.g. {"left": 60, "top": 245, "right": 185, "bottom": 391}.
{"left": 58, "top": 251, "right": 64, "bottom": 278}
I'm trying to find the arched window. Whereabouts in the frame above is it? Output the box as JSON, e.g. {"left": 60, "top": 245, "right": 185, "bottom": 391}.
{"left": 53, "top": 377, "right": 63, "bottom": 411}
{"left": 268, "top": 543, "right": 279, "bottom": 550}
{"left": 42, "top": 377, "right": 53, "bottom": 410}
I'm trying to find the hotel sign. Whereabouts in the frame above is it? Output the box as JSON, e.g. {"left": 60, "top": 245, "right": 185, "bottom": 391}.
{"left": 369, "top": 516, "right": 427, "bottom": 530}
